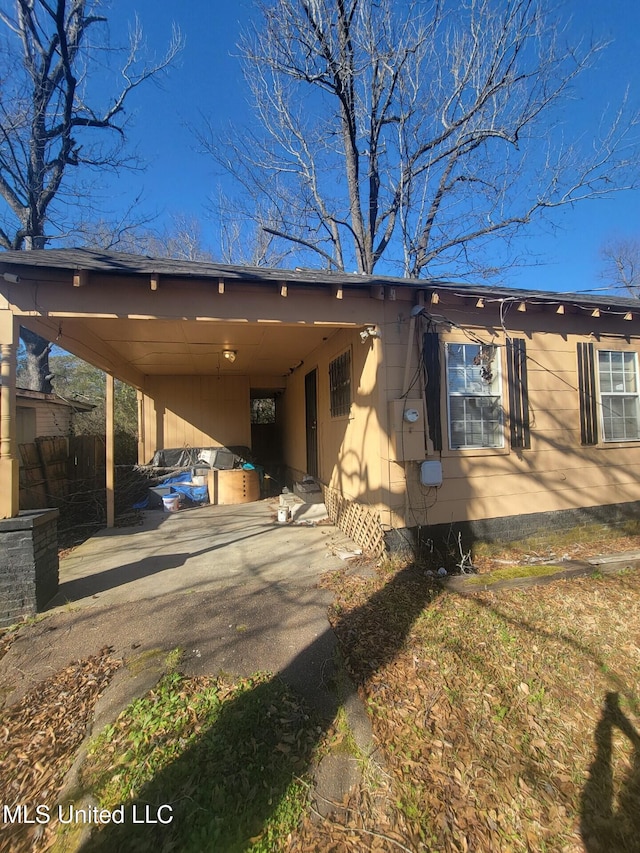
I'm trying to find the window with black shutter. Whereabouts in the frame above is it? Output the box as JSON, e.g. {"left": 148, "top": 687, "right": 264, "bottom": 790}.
{"left": 445, "top": 342, "right": 503, "bottom": 448}
{"left": 597, "top": 350, "right": 640, "bottom": 441}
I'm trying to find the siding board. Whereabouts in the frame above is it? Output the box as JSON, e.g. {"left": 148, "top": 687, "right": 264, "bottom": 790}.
{"left": 142, "top": 375, "right": 250, "bottom": 460}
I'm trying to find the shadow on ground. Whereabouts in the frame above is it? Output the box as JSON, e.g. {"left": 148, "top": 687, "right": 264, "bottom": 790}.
{"left": 445, "top": 587, "right": 640, "bottom": 852}
{"left": 52, "top": 526, "right": 281, "bottom": 604}
{"left": 580, "top": 692, "right": 640, "bottom": 852}
{"left": 79, "top": 564, "right": 440, "bottom": 852}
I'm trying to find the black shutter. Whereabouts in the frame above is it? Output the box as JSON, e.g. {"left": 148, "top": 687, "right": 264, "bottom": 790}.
{"left": 577, "top": 342, "right": 598, "bottom": 445}
{"left": 506, "top": 338, "right": 531, "bottom": 449}
{"left": 422, "top": 332, "right": 442, "bottom": 451}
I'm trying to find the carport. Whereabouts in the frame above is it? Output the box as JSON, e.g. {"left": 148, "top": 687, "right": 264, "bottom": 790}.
{"left": 1, "top": 249, "right": 420, "bottom": 626}
{"left": 0, "top": 249, "right": 386, "bottom": 527}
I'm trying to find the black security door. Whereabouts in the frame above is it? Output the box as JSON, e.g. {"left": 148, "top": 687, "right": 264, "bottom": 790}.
{"left": 305, "top": 369, "right": 318, "bottom": 477}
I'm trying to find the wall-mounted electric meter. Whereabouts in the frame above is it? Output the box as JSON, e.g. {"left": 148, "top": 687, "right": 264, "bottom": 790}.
{"left": 389, "top": 399, "right": 425, "bottom": 460}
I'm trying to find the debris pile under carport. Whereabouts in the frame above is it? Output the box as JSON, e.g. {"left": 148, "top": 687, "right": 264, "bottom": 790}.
{"left": 130, "top": 445, "right": 264, "bottom": 512}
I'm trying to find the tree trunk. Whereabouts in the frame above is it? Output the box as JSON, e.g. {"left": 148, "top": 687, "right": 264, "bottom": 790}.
{"left": 20, "top": 327, "right": 53, "bottom": 393}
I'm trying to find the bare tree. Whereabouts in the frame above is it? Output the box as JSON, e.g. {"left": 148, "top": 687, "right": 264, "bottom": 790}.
{"left": 0, "top": 0, "right": 182, "bottom": 389}
{"left": 80, "top": 212, "right": 215, "bottom": 262}
{"left": 214, "top": 192, "right": 294, "bottom": 267}
{"left": 0, "top": 0, "right": 182, "bottom": 250}
{"left": 203, "top": 0, "right": 639, "bottom": 278}
{"left": 152, "top": 214, "right": 214, "bottom": 263}
{"left": 600, "top": 236, "right": 640, "bottom": 297}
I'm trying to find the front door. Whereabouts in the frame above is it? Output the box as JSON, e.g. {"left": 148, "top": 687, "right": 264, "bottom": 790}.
{"left": 305, "top": 369, "right": 318, "bottom": 478}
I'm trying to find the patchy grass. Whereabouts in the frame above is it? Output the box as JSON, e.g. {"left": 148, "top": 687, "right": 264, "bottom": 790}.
{"left": 465, "top": 564, "right": 568, "bottom": 584}
{"left": 473, "top": 522, "right": 640, "bottom": 571}
{"left": 299, "top": 561, "right": 640, "bottom": 851}
{"left": 77, "top": 671, "right": 319, "bottom": 853}
{"left": 123, "top": 647, "right": 168, "bottom": 676}
{"left": 3, "top": 536, "right": 640, "bottom": 852}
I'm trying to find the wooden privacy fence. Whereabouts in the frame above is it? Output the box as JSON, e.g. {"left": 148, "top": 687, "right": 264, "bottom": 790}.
{"left": 69, "top": 434, "right": 105, "bottom": 484}
{"left": 18, "top": 435, "right": 105, "bottom": 510}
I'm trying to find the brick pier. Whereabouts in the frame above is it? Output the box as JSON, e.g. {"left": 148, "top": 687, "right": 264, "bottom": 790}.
{"left": 0, "top": 509, "right": 59, "bottom": 628}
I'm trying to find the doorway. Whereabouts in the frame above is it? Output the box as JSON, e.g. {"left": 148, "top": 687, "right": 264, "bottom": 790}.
{"left": 304, "top": 369, "right": 318, "bottom": 478}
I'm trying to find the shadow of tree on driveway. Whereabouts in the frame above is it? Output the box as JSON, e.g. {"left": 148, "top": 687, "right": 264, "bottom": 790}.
{"left": 52, "top": 526, "right": 280, "bottom": 604}
{"left": 80, "top": 564, "right": 439, "bottom": 852}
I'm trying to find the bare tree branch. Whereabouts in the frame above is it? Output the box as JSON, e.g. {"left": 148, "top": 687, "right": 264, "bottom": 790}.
{"left": 0, "top": 0, "right": 183, "bottom": 390}
{"left": 0, "top": 0, "right": 183, "bottom": 251}
{"left": 262, "top": 225, "right": 341, "bottom": 267}
{"left": 79, "top": 211, "right": 214, "bottom": 262}
{"left": 205, "top": 0, "right": 639, "bottom": 278}
{"left": 600, "top": 236, "right": 640, "bottom": 298}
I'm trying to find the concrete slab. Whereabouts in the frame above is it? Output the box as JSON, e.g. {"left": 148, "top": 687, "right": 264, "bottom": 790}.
{"left": 50, "top": 499, "right": 351, "bottom": 608}
{"left": 0, "top": 500, "right": 359, "bottom": 720}
{"left": 290, "top": 501, "right": 330, "bottom": 525}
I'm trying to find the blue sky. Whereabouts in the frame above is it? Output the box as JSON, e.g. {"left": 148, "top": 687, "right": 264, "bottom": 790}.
{"left": 101, "top": 0, "right": 639, "bottom": 293}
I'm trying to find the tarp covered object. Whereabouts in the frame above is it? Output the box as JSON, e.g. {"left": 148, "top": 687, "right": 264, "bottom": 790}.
{"left": 169, "top": 483, "right": 209, "bottom": 504}
{"left": 150, "top": 446, "right": 249, "bottom": 469}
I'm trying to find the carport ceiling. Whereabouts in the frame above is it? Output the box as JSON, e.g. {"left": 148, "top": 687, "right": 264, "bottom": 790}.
{"left": 57, "top": 316, "right": 336, "bottom": 378}
{"left": 0, "top": 248, "right": 397, "bottom": 384}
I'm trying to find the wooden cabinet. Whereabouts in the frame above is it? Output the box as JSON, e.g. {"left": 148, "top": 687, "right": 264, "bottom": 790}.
{"left": 207, "top": 468, "right": 260, "bottom": 505}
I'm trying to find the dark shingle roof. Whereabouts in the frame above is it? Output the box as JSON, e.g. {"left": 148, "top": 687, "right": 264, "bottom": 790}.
{"left": 0, "top": 247, "right": 637, "bottom": 311}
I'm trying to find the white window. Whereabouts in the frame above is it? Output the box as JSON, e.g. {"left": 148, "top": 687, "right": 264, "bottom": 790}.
{"left": 598, "top": 350, "right": 640, "bottom": 442}
{"left": 446, "top": 343, "right": 503, "bottom": 449}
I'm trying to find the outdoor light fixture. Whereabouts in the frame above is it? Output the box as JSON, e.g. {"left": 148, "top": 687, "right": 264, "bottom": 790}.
{"left": 359, "top": 326, "right": 381, "bottom": 342}
{"left": 222, "top": 349, "right": 237, "bottom": 363}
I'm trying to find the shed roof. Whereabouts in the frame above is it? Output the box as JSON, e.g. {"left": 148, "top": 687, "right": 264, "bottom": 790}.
{"left": 1, "top": 384, "right": 95, "bottom": 411}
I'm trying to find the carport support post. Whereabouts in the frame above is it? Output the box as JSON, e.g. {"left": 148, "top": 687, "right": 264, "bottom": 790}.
{"left": 106, "top": 372, "right": 115, "bottom": 528}
{"left": 137, "top": 389, "right": 145, "bottom": 465}
{"left": 0, "top": 311, "right": 19, "bottom": 519}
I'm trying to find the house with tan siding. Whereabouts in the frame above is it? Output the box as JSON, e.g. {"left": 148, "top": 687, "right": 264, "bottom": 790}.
{"left": 1, "top": 249, "right": 639, "bottom": 555}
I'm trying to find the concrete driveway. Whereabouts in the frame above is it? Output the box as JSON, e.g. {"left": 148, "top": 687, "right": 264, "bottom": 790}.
{"left": 0, "top": 500, "right": 361, "bottom": 721}
{"left": 52, "top": 500, "right": 353, "bottom": 607}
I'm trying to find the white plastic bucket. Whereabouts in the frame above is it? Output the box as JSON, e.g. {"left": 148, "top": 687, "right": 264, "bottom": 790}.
{"left": 162, "top": 493, "right": 180, "bottom": 512}
{"left": 277, "top": 506, "right": 289, "bottom": 524}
